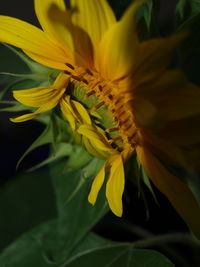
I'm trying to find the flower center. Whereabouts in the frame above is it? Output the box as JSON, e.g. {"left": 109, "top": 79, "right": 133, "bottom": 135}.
{"left": 63, "top": 64, "right": 139, "bottom": 154}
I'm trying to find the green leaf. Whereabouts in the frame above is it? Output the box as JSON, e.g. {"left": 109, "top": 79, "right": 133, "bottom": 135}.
{"left": 175, "top": 0, "right": 200, "bottom": 65}
{"left": 136, "top": 0, "right": 158, "bottom": 41}
{"left": 0, "top": 168, "right": 56, "bottom": 251}
{"left": 176, "top": 0, "right": 200, "bottom": 24}
{"left": 63, "top": 247, "right": 174, "bottom": 267}
{"left": 0, "top": 214, "right": 174, "bottom": 267}
{"left": 0, "top": 157, "right": 109, "bottom": 266}
{"left": 0, "top": 217, "right": 112, "bottom": 267}
{"left": 48, "top": 158, "right": 108, "bottom": 261}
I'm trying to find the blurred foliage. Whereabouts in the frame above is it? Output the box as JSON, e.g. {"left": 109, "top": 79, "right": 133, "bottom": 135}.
{"left": 175, "top": 0, "right": 200, "bottom": 84}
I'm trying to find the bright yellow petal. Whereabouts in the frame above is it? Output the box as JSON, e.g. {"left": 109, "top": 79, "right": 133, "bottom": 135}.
{"left": 69, "top": 0, "right": 115, "bottom": 67}
{"left": 77, "top": 124, "right": 113, "bottom": 153}
{"left": 34, "top": 0, "right": 74, "bottom": 60}
{"left": 88, "top": 164, "right": 106, "bottom": 205}
{"left": 60, "top": 97, "right": 76, "bottom": 130}
{"left": 136, "top": 145, "right": 200, "bottom": 239}
{"left": 96, "top": 0, "right": 144, "bottom": 80}
{"left": 10, "top": 111, "right": 40, "bottom": 123}
{"left": 106, "top": 154, "right": 125, "bottom": 217}
{"left": 13, "top": 72, "right": 68, "bottom": 107}
{"left": 10, "top": 105, "right": 50, "bottom": 123}
{"left": 71, "top": 0, "right": 116, "bottom": 48}
{"left": 24, "top": 50, "right": 69, "bottom": 70}
{"left": 71, "top": 100, "right": 91, "bottom": 125}
{"left": 82, "top": 136, "right": 110, "bottom": 160}
{"left": 13, "top": 86, "right": 65, "bottom": 108}
{"left": 0, "top": 16, "right": 68, "bottom": 65}
{"left": 11, "top": 86, "right": 65, "bottom": 122}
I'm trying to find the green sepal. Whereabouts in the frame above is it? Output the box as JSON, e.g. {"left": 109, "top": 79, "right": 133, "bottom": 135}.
{"left": 16, "top": 112, "right": 72, "bottom": 170}
{"left": 0, "top": 100, "right": 33, "bottom": 113}
{"left": 1, "top": 44, "right": 59, "bottom": 82}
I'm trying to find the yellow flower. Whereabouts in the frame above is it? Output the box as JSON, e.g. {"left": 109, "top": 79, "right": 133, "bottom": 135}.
{"left": 1, "top": 0, "right": 200, "bottom": 238}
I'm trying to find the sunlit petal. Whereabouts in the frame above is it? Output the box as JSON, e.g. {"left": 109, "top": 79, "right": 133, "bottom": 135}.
{"left": 0, "top": 16, "right": 68, "bottom": 65}
{"left": 34, "top": 0, "right": 74, "bottom": 60}
{"left": 106, "top": 154, "right": 125, "bottom": 217}
{"left": 96, "top": 0, "right": 145, "bottom": 80}
{"left": 71, "top": 0, "right": 116, "bottom": 49}
{"left": 88, "top": 164, "right": 106, "bottom": 204}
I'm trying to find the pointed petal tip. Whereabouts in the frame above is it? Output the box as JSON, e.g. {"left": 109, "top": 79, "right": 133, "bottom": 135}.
{"left": 88, "top": 194, "right": 96, "bottom": 206}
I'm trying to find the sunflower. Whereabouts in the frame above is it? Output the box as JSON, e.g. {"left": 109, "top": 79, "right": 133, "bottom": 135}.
{"left": 1, "top": 0, "right": 200, "bottom": 238}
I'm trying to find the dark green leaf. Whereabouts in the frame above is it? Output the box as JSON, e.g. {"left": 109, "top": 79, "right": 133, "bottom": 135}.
{"left": 48, "top": 158, "right": 108, "bottom": 261}
{"left": 136, "top": 0, "right": 154, "bottom": 40}
{"left": 176, "top": 0, "right": 200, "bottom": 24}
{"left": 0, "top": 168, "right": 56, "bottom": 251}
{"left": 63, "top": 247, "right": 174, "bottom": 267}
{"left": 176, "top": 0, "right": 200, "bottom": 69}
{"left": 0, "top": 218, "right": 112, "bottom": 267}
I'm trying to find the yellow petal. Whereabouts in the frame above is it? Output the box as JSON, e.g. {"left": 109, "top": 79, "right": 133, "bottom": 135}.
{"left": 60, "top": 97, "right": 76, "bottom": 130}
{"left": 132, "top": 33, "right": 186, "bottom": 87}
{"left": 24, "top": 50, "right": 69, "bottom": 70}
{"left": 131, "top": 98, "right": 158, "bottom": 128}
{"left": 136, "top": 145, "right": 200, "bottom": 239}
{"left": 106, "top": 154, "right": 125, "bottom": 217}
{"left": 82, "top": 136, "right": 110, "bottom": 160}
{"left": 34, "top": 0, "right": 74, "bottom": 60}
{"left": 13, "top": 86, "right": 65, "bottom": 108}
{"left": 140, "top": 130, "right": 189, "bottom": 168}
{"left": 159, "top": 117, "right": 200, "bottom": 147}
{"left": 156, "top": 83, "right": 200, "bottom": 120}
{"left": 10, "top": 105, "right": 50, "bottom": 123}
{"left": 71, "top": 0, "right": 116, "bottom": 48}
{"left": 88, "top": 164, "right": 106, "bottom": 205}
{"left": 11, "top": 73, "right": 69, "bottom": 122}
{"left": 77, "top": 124, "right": 113, "bottom": 152}
{"left": 10, "top": 111, "right": 40, "bottom": 123}
{"left": 13, "top": 72, "right": 68, "bottom": 107}
{"left": 96, "top": 0, "right": 144, "bottom": 80}
{"left": 71, "top": 100, "right": 91, "bottom": 125}
{"left": 0, "top": 16, "right": 68, "bottom": 65}
{"left": 133, "top": 70, "right": 187, "bottom": 98}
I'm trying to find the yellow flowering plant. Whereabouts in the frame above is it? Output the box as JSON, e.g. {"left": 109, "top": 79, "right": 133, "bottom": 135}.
{"left": 0, "top": 0, "right": 200, "bottom": 266}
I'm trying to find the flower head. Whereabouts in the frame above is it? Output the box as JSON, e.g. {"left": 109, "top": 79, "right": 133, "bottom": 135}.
{"left": 1, "top": 0, "right": 200, "bottom": 238}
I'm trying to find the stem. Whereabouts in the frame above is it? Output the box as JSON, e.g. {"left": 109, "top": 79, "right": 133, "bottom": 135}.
{"left": 121, "top": 222, "right": 199, "bottom": 267}
{"left": 133, "top": 233, "right": 200, "bottom": 248}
